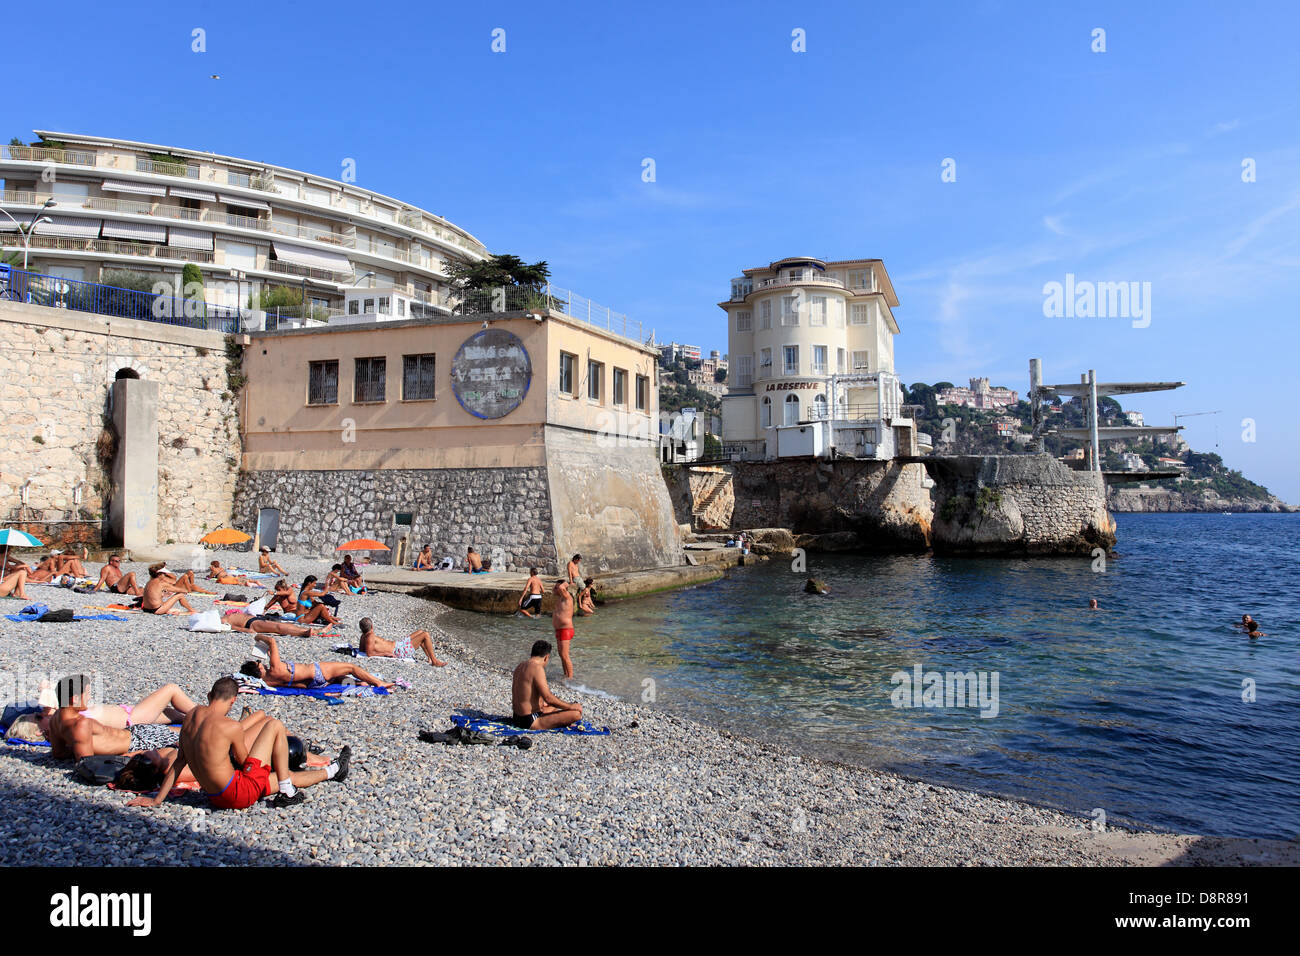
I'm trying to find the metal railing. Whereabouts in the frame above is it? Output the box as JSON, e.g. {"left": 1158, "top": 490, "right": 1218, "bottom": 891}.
{"left": 135, "top": 157, "right": 200, "bottom": 178}
{"left": 450, "top": 283, "right": 648, "bottom": 343}
{"left": 0, "top": 266, "right": 246, "bottom": 332}
{"left": 4, "top": 233, "right": 215, "bottom": 263}
{"left": 757, "top": 273, "right": 845, "bottom": 289}
{"left": 807, "top": 403, "right": 882, "bottom": 422}
{"left": 265, "top": 258, "right": 352, "bottom": 282}
{"left": 2, "top": 145, "right": 97, "bottom": 166}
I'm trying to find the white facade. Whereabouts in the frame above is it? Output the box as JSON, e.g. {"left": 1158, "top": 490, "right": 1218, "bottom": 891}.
{"left": 0, "top": 131, "right": 487, "bottom": 318}
{"left": 719, "top": 256, "right": 912, "bottom": 460}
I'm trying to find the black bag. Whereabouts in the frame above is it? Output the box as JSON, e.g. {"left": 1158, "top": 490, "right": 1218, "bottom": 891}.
{"left": 75, "top": 755, "right": 130, "bottom": 785}
{"left": 37, "top": 609, "right": 75, "bottom": 623}
{"left": 222, "top": 593, "right": 247, "bottom": 603}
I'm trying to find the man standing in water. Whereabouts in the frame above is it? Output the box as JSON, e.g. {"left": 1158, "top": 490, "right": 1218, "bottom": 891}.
{"left": 517, "top": 568, "right": 544, "bottom": 618}
{"left": 566, "top": 554, "right": 582, "bottom": 586}
{"left": 552, "top": 579, "right": 575, "bottom": 679}
{"left": 511, "top": 640, "right": 583, "bottom": 730}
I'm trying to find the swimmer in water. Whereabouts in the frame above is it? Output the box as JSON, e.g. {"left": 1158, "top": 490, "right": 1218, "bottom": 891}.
{"left": 1245, "top": 620, "right": 1266, "bottom": 638}
{"left": 1088, "top": 599, "right": 1099, "bottom": 610}
{"left": 1236, "top": 614, "right": 1254, "bottom": 630}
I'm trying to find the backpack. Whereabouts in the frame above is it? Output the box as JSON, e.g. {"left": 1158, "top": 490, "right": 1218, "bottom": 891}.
{"left": 37, "top": 609, "right": 75, "bottom": 623}
{"left": 75, "top": 754, "right": 130, "bottom": 785}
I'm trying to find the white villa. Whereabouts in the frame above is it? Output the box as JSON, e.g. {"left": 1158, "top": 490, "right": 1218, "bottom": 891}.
{"left": 718, "top": 256, "right": 914, "bottom": 460}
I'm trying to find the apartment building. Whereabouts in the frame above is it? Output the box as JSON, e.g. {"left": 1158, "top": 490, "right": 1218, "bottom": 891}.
{"left": 0, "top": 131, "right": 487, "bottom": 319}
{"left": 718, "top": 256, "right": 912, "bottom": 460}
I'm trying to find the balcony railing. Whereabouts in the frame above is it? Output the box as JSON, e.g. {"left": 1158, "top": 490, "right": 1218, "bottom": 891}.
{"left": 265, "top": 258, "right": 352, "bottom": 282}
{"left": 2, "top": 233, "right": 214, "bottom": 263}
{"left": 757, "top": 273, "right": 845, "bottom": 290}
{"left": 807, "top": 404, "right": 883, "bottom": 422}
{"left": 2, "top": 145, "right": 97, "bottom": 166}
{"left": 135, "top": 157, "right": 200, "bottom": 178}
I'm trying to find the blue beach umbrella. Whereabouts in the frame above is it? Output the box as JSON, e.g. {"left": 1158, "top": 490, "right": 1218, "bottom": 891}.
{"left": 0, "top": 528, "right": 43, "bottom": 572}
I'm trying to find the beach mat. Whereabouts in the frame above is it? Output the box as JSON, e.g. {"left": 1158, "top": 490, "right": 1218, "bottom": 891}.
{"left": 254, "top": 683, "right": 393, "bottom": 702}
{"left": 4, "top": 612, "right": 129, "bottom": 623}
{"left": 449, "top": 713, "right": 610, "bottom": 736}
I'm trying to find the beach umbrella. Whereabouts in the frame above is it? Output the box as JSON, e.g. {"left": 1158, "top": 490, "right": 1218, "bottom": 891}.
{"left": 0, "top": 528, "right": 43, "bottom": 572}
{"left": 336, "top": 538, "right": 389, "bottom": 551}
{"left": 200, "top": 528, "right": 252, "bottom": 546}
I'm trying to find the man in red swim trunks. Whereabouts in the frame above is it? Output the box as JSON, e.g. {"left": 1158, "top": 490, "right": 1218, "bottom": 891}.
{"left": 127, "top": 676, "right": 350, "bottom": 811}
{"left": 552, "top": 579, "right": 576, "bottom": 679}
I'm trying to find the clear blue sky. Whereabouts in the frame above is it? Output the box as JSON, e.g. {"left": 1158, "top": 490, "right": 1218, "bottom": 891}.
{"left": 11, "top": 0, "right": 1299, "bottom": 499}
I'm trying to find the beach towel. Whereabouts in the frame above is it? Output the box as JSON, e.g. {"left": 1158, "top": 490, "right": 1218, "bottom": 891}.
{"left": 4, "top": 611, "right": 129, "bottom": 623}
{"left": 331, "top": 644, "right": 416, "bottom": 662}
{"left": 255, "top": 684, "right": 393, "bottom": 702}
{"left": 449, "top": 713, "right": 611, "bottom": 736}
{"left": 188, "top": 608, "right": 231, "bottom": 632}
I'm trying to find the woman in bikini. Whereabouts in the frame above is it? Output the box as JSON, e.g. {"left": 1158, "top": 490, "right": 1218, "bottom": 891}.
{"left": 207, "top": 561, "right": 251, "bottom": 587}
{"left": 239, "top": 635, "right": 393, "bottom": 689}
{"left": 293, "top": 576, "right": 341, "bottom": 626}
{"left": 70, "top": 682, "right": 198, "bottom": 730}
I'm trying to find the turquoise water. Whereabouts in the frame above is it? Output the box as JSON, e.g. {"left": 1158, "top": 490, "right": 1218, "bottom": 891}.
{"left": 441, "top": 514, "right": 1300, "bottom": 839}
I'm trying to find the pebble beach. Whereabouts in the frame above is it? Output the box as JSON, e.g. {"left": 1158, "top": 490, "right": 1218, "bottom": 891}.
{"left": 0, "top": 552, "right": 1294, "bottom": 867}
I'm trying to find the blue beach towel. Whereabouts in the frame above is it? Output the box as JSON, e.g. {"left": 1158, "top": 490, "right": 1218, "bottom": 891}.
{"left": 449, "top": 713, "right": 611, "bottom": 736}
{"left": 255, "top": 683, "right": 392, "bottom": 703}
{"left": 4, "top": 611, "right": 129, "bottom": 623}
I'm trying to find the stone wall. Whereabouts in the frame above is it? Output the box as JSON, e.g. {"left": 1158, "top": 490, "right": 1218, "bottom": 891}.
{"left": 927, "top": 454, "right": 1115, "bottom": 554}
{"left": 663, "top": 465, "right": 734, "bottom": 531}
{"left": 728, "top": 459, "right": 934, "bottom": 551}
{"left": 232, "top": 466, "right": 556, "bottom": 571}
{"left": 0, "top": 301, "right": 242, "bottom": 545}
{"left": 543, "top": 427, "right": 684, "bottom": 573}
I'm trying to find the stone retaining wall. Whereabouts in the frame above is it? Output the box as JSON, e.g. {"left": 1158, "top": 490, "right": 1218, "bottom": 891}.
{"left": 0, "top": 301, "right": 241, "bottom": 545}
{"left": 232, "top": 466, "right": 557, "bottom": 571}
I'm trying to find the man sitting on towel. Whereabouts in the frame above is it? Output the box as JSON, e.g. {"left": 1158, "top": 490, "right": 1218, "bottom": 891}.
{"left": 95, "top": 554, "right": 142, "bottom": 596}
{"left": 510, "top": 640, "right": 584, "bottom": 731}
{"left": 357, "top": 617, "right": 446, "bottom": 667}
{"left": 240, "top": 634, "right": 394, "bottom": 690}
{"left": 140, "top": 564, "right": 197, "bottom": 615}
{"left": 127, "top": 676, "right": 350, "bottom": 811}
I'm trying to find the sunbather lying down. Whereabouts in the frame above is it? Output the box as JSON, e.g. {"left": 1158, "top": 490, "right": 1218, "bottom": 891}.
{"left": 208, "top": 561, "right": 250, "bottom": 586}
{"left": 241, "top": 634, "right": 394, "bottom": 689}
{"left": 42, "top": 679, "right": 200, "bottom": 758}
{"left": 222, "top": 610, "right": 315, "bottom": 637}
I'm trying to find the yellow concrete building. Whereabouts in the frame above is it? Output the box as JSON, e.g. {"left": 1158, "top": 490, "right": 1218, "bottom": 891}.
{"left": 236, "top": 306, "right": 681, "bottom": 573}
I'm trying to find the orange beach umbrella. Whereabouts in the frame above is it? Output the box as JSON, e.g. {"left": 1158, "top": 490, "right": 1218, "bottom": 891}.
{"left": 336, "top": 538, "right": 389, "bottom": 551}
{"left": 200, "top": 528, "right": 252, "bottom": 545}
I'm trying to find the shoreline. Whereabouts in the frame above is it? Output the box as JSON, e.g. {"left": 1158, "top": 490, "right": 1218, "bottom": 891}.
{"left": 0, "top": 551, "right": 1295, "bottom": 866}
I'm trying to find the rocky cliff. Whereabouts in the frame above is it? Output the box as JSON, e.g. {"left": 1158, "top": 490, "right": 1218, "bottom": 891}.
{"left": 1107, "top": 487, "right": 1296, "bottom": 513}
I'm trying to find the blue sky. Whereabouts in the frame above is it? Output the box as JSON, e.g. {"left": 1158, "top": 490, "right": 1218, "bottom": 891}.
{"left": 10, "top": 0, "right": 1299, "bottom": 499}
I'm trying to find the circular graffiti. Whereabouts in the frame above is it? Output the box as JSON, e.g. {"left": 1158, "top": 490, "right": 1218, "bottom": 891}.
{"left": 450, "top": 328, "right": 532, "bottom": 419}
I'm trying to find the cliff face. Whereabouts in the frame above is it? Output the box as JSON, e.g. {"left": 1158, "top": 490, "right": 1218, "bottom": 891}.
{"left": 926, "top": 455, "right": 1115, "bottom": 555}
{"left": 1108, "top": 487, "right": 1297, "bottom": 513}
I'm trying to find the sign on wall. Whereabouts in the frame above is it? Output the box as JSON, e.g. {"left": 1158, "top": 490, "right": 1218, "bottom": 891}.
{"left": 450, "top": 328, "right": 532, "bottom": 419}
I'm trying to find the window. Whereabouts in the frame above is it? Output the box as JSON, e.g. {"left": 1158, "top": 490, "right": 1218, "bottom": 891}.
{"left": 781, "top": 296, "right": 799, "bottom": 326}
{"left": 759, "top": 300, "right": 772, "bottom": 329}
{"left": 788, "top": 269, "right": 804, "bottom": 281}
{"left": 813, "top": 393, "right": 828, "bottom": 419}
{"left": 784, "top": 393, "right": 800, "bottom": 426}
{"left": 402, "top": 353, "right": 435, "bottom": 401}
{"left": 848, "top": 270, "right": 871, "bottom": 290}
{"left": 852, "top": 350, "right": 870, "bottom": 371}
{"left": 809, "top": 296, "right": 827, "bottom": 326}
{"left": 308, "top": 360, "right": 338, "bottom": 405}
{"left": 364, "top": 298, "right": 375, "bottom": 314}
{"left": 613, "top": 368, "right": 627, "bottom": 405}
{"left": 397, "top": 299, "right": 406, "bottom": 316}
{"left": 837, "top": 348, "right": 846, "bottom": 373}
{"left": 759, "top": 348, "right": 772, "bottom": 375}
{"left": 812, "top": 345, "right": 827, "bottom": 374}
{"left": 347, "top": 300, "right": 359, "bottom": 315}
{"left": 736, "top": 310, "right": 752, "bottom": 332}
{"left": 851, "top": 303, "right": 869, "bottom": 325}
{"left": 636, "top": 374, "right": 650, "bottom": 410}
{"left": 378, "top": 296, "right": 390, "bottom": 315}
{"left": 761, "top": 396, "right": 772, "bottom": 428}
{"left": 559, "top": 352, "right": 577, "bottom": 396}
{"left": 736, "top": 354, "right": 753, "bottom": 388}
{"left": 783, "top": 345, "right": 799, "bottom": 376}
{"left": 834, "top": 301, "right": 846, "bottom": 328}
{"left": 354, "top": 357, "right": 386, "bottom": 402}
{"left": 587, "top": 360, "right": 603, "bottom": 402}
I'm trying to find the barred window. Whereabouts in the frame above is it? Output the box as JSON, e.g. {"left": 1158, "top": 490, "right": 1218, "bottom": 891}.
{"left": 354, "top": 356, "right": 386, "bottom": 402}
{"left": 402, "top": 353, "right": 435, "bottom": 401}
{"left": 308, "top": 360, "right": 338, "bottom": 405}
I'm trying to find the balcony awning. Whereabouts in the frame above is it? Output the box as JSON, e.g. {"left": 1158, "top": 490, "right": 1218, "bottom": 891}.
{"left": 101, "top": 179, "right": 168, "bottom": 197}
{"left": 102, "top": 219, "right": 167, "bottom": 242}
{"left": 219, "top": 193, "right": 271, "bottom": 211}
{"left": 167, "top": 226, "right": 214, "bottom": 250}
{"left": 168, "top": 185, "right": 217, "bottom": 202}
{"left": 40, "top": 215, "right": 102, "bottom": 238}
{"left": 272, "top": 241, "right": 351, "bottom": 274}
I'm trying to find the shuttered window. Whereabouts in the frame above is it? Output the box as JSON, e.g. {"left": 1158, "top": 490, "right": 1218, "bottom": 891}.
{"left": 354, "top": 357, "right": 386, "bottom": 403}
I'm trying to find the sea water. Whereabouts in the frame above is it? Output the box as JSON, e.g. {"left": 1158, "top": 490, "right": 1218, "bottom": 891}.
{"left": 442, "top": 514, "right": 1299, "bottom": 839}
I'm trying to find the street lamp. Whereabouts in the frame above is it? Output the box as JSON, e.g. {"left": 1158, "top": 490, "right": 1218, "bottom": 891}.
{"left": 0, "top": 198, "right": 57, "bottom": 270}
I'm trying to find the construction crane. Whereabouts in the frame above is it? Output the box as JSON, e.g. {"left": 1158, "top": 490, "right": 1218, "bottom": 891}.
{"left": 1174, "top": 410, "right": 1221, "bottom": 449}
